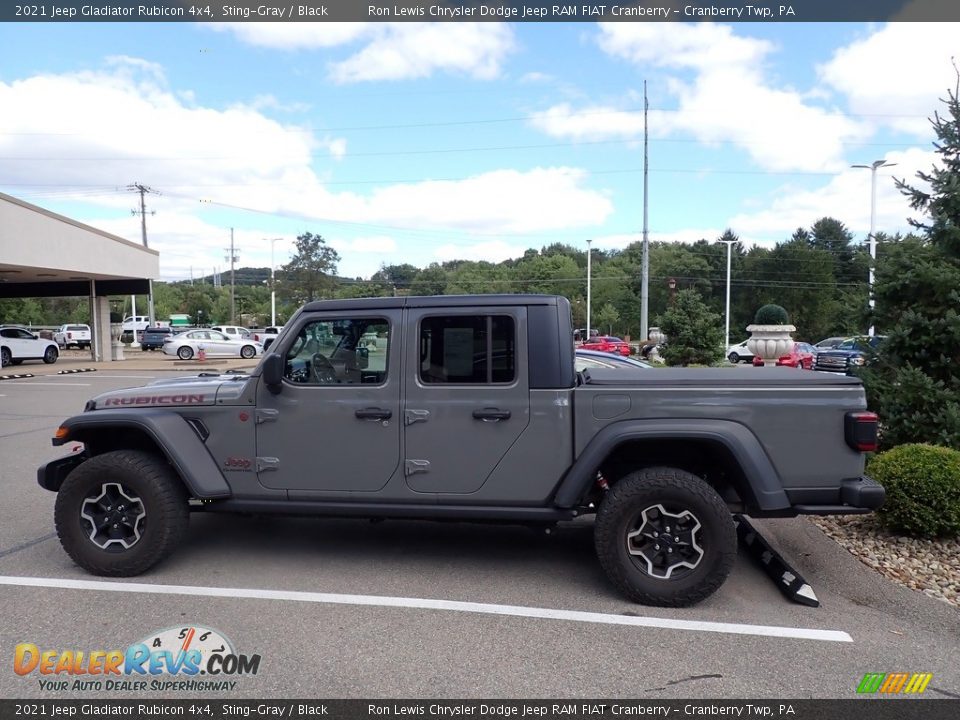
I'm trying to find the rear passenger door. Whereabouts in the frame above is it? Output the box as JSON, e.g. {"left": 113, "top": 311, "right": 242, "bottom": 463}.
{"left": 403, "top": 308, "right": 530, "bottom": 494}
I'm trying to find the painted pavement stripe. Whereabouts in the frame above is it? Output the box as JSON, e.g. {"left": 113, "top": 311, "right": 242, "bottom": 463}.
{"left": 0, "top": 575, "right": 852, "bottom": 643}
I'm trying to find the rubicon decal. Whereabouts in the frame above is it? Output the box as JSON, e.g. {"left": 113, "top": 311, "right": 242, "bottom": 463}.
{"left": 14, "top": 625, "right": 261, "bottom": 692}
{"left": 102, "top": 394, "right": 206, "bottom": 406}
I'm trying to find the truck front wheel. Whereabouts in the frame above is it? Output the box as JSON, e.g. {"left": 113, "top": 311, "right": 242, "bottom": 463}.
{"left": 594, "top": 467, "right": 736, "bottom": 607}
{"left": 54, "top": 450, "right": 189, "bottom": 576}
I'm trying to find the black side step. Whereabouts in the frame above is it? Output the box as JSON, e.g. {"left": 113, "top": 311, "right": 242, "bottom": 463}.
{"left": 734, "top": 514, "right": 819, "bottom": 607}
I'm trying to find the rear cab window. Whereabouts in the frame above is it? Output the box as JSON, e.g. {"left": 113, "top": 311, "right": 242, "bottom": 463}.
{"left": 418, "top": 315, "right": 515, "bottom": 384}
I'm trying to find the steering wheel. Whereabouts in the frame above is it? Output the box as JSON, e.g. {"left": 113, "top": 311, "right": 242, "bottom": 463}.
{"left": 311, "top": 353, "right": 338, "bottom": 384}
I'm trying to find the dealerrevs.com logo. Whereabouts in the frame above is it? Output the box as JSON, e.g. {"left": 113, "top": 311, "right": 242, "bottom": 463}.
{"left": 14, "top": 625, "right": 261, "bottom": 692}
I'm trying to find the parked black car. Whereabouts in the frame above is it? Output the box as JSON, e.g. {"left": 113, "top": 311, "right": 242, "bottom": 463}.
{"left": 814, "top": 335, "right": 885, "bottom": 374}
{"left": 140, "top": 326, "right": 175, "bottom": 351}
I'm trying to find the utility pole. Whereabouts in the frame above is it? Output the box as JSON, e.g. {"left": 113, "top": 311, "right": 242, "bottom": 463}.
{"left": 640, "top": 79, "right": 650, "bottom": 341}
{"left": 586, "top": 238, "right": 593, "bottom": 340}
{"left": 128, "top": 182, "right": 157, "bottom": 327}
{"left": 225, "top": 229, "right": 239, "bottom": 324}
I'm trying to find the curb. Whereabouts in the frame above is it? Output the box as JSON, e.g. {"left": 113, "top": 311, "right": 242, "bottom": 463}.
{"left": 0, "top": 373, "right": 35, "bottom": 381}
{"left": 56, "top": 368, "right": 98, "bottom": 375}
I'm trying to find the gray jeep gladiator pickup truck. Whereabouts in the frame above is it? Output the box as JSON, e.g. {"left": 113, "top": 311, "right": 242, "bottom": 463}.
{"left": 38, "top": 295, "right": 883, "bottom": 606}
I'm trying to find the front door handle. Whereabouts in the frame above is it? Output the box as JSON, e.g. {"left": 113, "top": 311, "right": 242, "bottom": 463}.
{"left": 355, "top": 407, "right": 392, "bottom": 421}
{"left": 472, "top": 408, "right": 511, "bottom": 422}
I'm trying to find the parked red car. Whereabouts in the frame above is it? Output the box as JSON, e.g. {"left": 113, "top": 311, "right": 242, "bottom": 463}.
{"left": 752, "top": 342, "right": 817, "bottom": 369}
{"left": 580, "top": 335, "right": 631, "bottom": 356}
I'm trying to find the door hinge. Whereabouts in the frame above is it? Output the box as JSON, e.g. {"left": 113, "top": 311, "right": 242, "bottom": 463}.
{"left": 256, "top": 456, "right": 280, "bottom": 472}
{"left": 404, "top": 409, "right": 430, "bottom": 426}
{"left": 404, "top": 459, "right": 430, "bottom": 476}
{"left": 256, "top": 409, "right": 279, "bottom": 424}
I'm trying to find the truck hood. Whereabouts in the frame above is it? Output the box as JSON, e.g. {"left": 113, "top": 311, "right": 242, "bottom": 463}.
{"left": 87, "top": 373, "right": 252, "bottom": 410}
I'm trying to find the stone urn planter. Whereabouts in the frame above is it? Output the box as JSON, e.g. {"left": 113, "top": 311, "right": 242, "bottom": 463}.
{"left": 746, "top": 304, "right": 794, "bottom": 366}
{"left": 110, "top": 322, "right": 125, "bottom": 361}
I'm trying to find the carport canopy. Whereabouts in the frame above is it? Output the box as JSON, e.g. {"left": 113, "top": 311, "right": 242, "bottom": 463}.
{"left": 0, "top": 191, "right": 159, "bottom": 361}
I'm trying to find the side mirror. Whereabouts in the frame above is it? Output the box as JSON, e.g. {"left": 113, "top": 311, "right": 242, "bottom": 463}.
{"left": 356, "top": 346, "right": 369, "bottom": 369}
{"left": 262, "top": 353, "right": 284, "bottom": 393}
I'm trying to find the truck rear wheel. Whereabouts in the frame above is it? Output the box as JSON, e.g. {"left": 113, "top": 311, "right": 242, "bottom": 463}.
{"left": 54, "top": 450, "right": 189, "bottom": 576}
{"left": 594, "top": 467, "right": 736, "bottom": 607}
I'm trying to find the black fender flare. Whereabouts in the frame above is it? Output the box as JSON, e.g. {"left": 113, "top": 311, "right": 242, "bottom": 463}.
{"left": 552, "top": 419, "right": 791, "bottom": 512}
{"left": 47, "top": 409, "right": 231, "bottom": 499}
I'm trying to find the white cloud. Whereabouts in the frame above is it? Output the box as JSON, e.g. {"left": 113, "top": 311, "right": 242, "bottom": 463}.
{"left": 818, "top": 23, "right": 959, "bottom": 136}
{"left": 358, "top": 167, "right": 612, "bottom": 234}
{"left": 1, "top": 61, "right": 611, "bottom": 279}
{"left": 598, "top": 22, "right": 773, "bottom": 70}
{"left": 530, "top": 104, "right": 645, "bottom": 141}
{"left": 330, "top": 235, "right": 397, "bottom": 255}
{"left": 727, "top": 148, "right": 933, "bottom": 241}
{"left": 214, "top": 22, "right": 515, "bottom": 84}
{"left": 212, "top": 22, "right": 370, "bottom": 49}
{"left": 328, "top": 24, "right": 515, "bottom": 83}
{"left": 533, "top": 24, "right": 867, "bottom": 172}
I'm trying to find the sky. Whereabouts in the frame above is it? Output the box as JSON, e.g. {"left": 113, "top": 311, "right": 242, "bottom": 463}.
{"left": 0, "top": 20, "right": 957, "bottom": 281}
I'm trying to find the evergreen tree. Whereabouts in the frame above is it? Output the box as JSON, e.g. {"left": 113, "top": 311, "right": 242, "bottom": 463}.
{"left": 657, "top": 289, "right": 724, "bottom": 367}
{"left": 860, "top": 82, "right": 960, "bottom": 449}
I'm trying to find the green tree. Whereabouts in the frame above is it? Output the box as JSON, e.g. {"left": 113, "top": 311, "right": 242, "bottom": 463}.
{"left": 278, "top": 232, "right": 340, "bottom": 304}
{"left": 593, "top": 302, "right": 621, "bottom": 335}
{"left": 657, "top": 289, "right": 724, "bottom": 366}
{"left": 859, "top": 84, "right": 960, "bottom": 450}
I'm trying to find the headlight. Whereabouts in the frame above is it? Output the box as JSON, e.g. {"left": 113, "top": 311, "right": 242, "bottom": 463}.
{"left": 850, "top": 356, "right": 865, "bottom": 365}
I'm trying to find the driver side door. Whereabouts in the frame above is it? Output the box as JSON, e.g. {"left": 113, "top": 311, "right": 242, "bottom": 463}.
{"left": 255, "top": 311, "right": 400, "bottom": 495}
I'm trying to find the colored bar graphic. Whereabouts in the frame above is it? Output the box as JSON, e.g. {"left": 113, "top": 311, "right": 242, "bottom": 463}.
{"left": 857, "top": 672, "right": 932, "bottom": 694}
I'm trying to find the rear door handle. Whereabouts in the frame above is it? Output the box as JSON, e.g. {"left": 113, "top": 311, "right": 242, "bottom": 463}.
{"left": 472, "top": 408, "right": 511, "bottom": 421}
{"left": 355, "top": 407, "right": 392, "bottom": 421}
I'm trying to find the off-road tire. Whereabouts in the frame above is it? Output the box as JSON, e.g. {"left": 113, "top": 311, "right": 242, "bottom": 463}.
{"left": 43, "top": 346, "right": 58, "bottom": 364}
{"left": 240, "top": 344, "right": 256, "bottom": 359}
{"left": 594, "top": 467, "right": 737, "bottom": 607}
{"left": 54, "top": 450, "right": 189, "bottom": 576}
{"left": 177, "top": 346, "right": 194, "bottom": 360}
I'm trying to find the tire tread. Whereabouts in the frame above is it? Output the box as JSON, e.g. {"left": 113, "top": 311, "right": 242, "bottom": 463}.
{"left": 54, "top": 450, "right": 189, "bottom": 576}
{"left": 594, "top": 466, "right": 737, "bottom": 607}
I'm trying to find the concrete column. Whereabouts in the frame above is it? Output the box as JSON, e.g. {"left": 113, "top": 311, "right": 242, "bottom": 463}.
{"left": 89, "top": 294, "right": 112, "bottom": 363}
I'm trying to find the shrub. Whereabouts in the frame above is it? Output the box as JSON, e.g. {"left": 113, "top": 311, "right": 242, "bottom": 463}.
{"left": 753, "top": 304, "right": 789, "bottom": 325}
{"left": 867, "top": 444, "right": 960, "bottom": 538}
{"left": 657, "top": 289, "right": 724, "bottom": 367}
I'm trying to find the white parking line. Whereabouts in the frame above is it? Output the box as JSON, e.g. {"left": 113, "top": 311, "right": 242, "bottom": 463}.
{"left": 0, "top": 575, "right": 852, "bottom": 643}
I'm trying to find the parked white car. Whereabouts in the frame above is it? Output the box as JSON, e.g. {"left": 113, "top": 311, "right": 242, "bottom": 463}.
{"left": 162, "top": 329, "right": 263, "bottom": 360}
{"left": 54, "top": 323, "right": 92, "bottom": 349}
{"left": 210, "top": 325, "right": 252, "bottom": 339}
{"left": 726, "top": 340, "right": 754, "bottom": 364}
{"left": 0, "top": 325, "right": 59, "bottom": 367}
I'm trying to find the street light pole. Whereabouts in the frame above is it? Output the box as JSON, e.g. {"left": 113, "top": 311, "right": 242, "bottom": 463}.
{"left": 586, "top": 239, "right": 593, "bottom": 340}
{"left": 269, "top": 237, "right": 283, "bottom": 327}
{"left": 718, "top": 236, "right": 737, "bottom": 352}
{"left": 852, "top": 160, "right": 895, "bottom": 337}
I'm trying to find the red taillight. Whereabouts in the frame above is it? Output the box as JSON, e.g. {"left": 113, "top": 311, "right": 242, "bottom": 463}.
{"left": 845, "top": 411, "right": 879, "bottom": 452}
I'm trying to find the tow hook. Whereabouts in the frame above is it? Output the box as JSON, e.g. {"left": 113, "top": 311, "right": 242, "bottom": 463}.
{"left": 734, "top": 514, "right": 819, "bottom": 607}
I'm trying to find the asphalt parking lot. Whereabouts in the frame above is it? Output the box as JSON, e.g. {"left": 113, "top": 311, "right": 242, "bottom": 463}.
{"left": 1, "top": 369, "right": 958, "bottom": 699}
